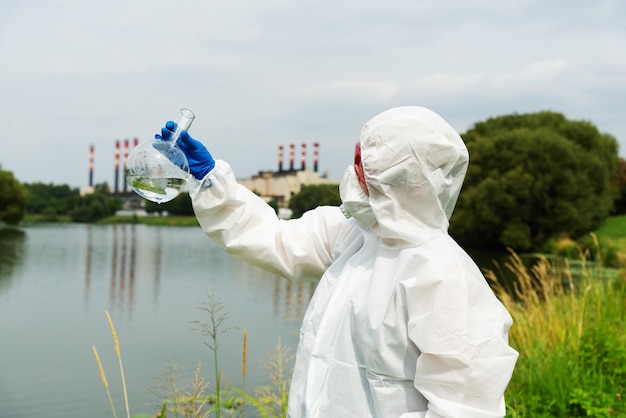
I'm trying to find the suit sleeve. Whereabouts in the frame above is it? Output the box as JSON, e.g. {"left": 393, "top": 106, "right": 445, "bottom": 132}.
{"left": 190, "top": 160, "right": 348, "bottom": 283}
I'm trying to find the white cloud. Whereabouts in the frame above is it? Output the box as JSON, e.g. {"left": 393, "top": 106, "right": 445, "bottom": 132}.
{"left": 298, "top": 80, "right": 400, "bottom": 104}
{"left": 403, "top": 60, "right": 569, "bottom": 102}
{"left": 1, "top": 0, "right": 625, "bottom": 187}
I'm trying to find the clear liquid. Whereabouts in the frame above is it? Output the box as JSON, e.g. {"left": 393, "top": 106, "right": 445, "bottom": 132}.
{"left": 127, "top": 176, "right": 187, "bottom": 204}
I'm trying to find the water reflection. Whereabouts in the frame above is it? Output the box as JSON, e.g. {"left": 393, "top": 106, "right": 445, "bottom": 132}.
{"left": 0, "top": 228, "right": 26, "bottom": 290}
{"left": 107, "top": 224, "right": 138, "bottom": 315}
{"left": 82, "top": 224, "right": 317, "bottom": 323}
{"left": 232, "top": 259, "right": 317, "bottom": 327}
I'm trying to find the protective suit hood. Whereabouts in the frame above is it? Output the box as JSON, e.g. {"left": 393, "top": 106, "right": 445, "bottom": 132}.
{"left": 356, "top": 106, "right": 469, "bottom": 244}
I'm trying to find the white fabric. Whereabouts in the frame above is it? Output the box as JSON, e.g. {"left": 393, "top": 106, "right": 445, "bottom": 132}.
{"left": 339, "top": 165, "right": 376, "bottom": 228}
{"left": 190, "top": 106, "right": 518, "bottom": 417}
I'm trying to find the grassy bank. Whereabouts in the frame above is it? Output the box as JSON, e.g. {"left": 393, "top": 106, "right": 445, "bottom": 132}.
{"left": 22, "top": 214, "right": 72, "bottom": 223}
{"left": 594, "top": 215, "right": 626, "bottom": 250}
{"left": 489, "top": 246, "right": 626, "bottom": 417}
{"left": 490, "top": 210, "right": 626, "bottom": 416}
{"left": 21, "top": 214, "right": 199, "bottom": 227}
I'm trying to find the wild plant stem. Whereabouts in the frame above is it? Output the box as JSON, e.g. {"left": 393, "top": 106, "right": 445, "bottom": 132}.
{"left": 214, "top": 345, "right": 221, "bottom": 418}
{"left": 105, "top": 310, "right": 130, "bottom": 418}
{"left": 118, "top": 356, "right": 130, "bottom": 418}
{"left": 106, "top": 388, "right": 118, "bottom": 418}
{"left": 93, "top": 345, "right": 118, "bottom": 418}
{"left": 242, "top": 329, "right": 247, "bottom": 418}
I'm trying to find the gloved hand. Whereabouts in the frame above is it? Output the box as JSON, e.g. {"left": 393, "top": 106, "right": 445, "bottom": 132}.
{"left": 156, "top": 121, "right": 215, "bottom": 179}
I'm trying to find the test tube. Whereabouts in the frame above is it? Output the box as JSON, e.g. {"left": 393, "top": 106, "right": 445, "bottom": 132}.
{"left": 169, "top": 108, "right": 195, "bottom": 144}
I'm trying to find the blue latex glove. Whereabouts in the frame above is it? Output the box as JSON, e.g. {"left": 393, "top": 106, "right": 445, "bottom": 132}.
{"left": 156, "top": 121, "right": 215, "bottom": 179}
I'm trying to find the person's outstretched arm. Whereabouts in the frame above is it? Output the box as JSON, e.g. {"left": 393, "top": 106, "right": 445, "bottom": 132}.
{"left": 190, "top": 159, "right": 348, "bottom": 282}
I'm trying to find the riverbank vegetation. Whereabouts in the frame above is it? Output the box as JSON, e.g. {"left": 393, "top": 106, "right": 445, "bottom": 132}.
{"left": 491, "top": 239, "right": 625, "bottom": 417}
{"left": 95, "top": 292, "right": 294, "bottom": 418}
{"left": 0, "top": 165, "right": 30, "bottom": 224}
{"left": 17, "top": 182, "right": 123, "bottom": 223}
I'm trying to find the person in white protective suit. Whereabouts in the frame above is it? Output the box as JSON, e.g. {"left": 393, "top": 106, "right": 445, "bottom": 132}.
{"left": 156, "top": 106, "right": 519, "bottom": 417}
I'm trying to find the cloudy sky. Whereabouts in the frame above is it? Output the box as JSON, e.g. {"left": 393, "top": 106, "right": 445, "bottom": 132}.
{"left": 1, "top": 0, "right": 624, "bottom": 189}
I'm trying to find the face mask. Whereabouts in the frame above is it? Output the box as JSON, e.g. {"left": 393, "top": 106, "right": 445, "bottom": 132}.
{"left": 339, "top": 166, "right": 376, "bottom": 229}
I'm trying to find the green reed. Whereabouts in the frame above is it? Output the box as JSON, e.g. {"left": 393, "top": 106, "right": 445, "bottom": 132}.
{"left": 489, "top": 238, "right": 626, "bottom": 417}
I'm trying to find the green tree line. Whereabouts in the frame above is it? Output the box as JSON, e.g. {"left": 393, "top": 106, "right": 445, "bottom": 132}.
{"left": 2, "top": 110, "right": 625, "bottom": 252}
{"left": 0, "top": 177, "right": 124, "bottom": 224}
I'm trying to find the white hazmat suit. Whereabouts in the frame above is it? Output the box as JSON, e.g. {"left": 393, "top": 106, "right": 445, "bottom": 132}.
{"left": 190, "top": 106, "right": 518, "bottom": 417}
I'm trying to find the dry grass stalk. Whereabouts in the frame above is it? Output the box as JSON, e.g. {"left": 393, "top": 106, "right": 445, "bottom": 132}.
{"left": 93, "top": 345, "right": 118, "bottom": 418}
{"left": 488, "top": 248, "right": 601, "bottom": 360}
{"left": 105, "top": 310, "right": 130, "bottom": 418}
{"left": 242, "top": 329, "right": 248, "bottom": 380}
{"left": 149, "top": 360, "right": 212, "bottom": 417}
{"left": 242, "top": 329, "right": 248, "bottom": 418}
{"left": 93, "top": 345, "right": 109, "bottom": 389}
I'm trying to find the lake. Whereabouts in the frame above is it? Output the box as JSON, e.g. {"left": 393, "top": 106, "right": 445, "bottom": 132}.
{"left": 0, "top": 224, "right": 315, "bottom": 418}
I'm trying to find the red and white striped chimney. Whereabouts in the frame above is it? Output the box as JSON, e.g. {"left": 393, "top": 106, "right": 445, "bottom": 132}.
{"left": 313, "top": 142, "right": 319, "bottom": 172}
{"left": 301, "top": 143, "right": 307, "bottom": 171}
{"left": 278, "top": 145, "right": 284, "bottom": 172}
{"left": 114, "top": 140, "right": 120, "bottom": 194}
{"left": 123, "top": 139, "right": 130, "bottom": 192}
{"left": 89, "top": 145, "right": 94, "bottom": 187}
{"left": 289, "top": 143, "right": 295, "bottom": 171}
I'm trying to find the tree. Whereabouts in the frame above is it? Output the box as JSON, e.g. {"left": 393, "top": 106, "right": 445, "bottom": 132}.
{"left": 69, "top": 183, "right": 122, "bottom": 222}
{"left": 288, "top": 184, "right": 341, "bottom": 218}
{"left": 145, "top": 192, "right": 194, "bottom": 215}
{"left": 0, "top": 167, "right": 30, "bottom": 225}
{"left": 267, "top": 199, "right": 279, "bottom": 214}
{"left": 25, "top": 182, "right": 80, "bottom": 217}
{"left": 612, "top": 157, "right": 626, "bottom": 215}
{"left": 450, "top": 111, "right": 618, "bottom": 251}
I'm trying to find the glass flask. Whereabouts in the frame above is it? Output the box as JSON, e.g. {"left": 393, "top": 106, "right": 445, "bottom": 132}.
{"left": 125, "top": 108, "right": 195, "bottom": 204}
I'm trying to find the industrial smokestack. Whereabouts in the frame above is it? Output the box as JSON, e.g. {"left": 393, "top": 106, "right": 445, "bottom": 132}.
{"left": 313, "top": 142, "right": 319, "bottom": 172}
{"left": 123, "top": 139, "right": 129, "bottom": 193}
{"left": 278, "top": 145, "right": 284, "bottom": 172}
{"left": 133, "top": 137, "right": 139, "bottom": 148}
{"left": 278, "top": 145, "right": 283, "bottom": 173}
{"left": 114, "top": 140, "right": 120, "bottom": 194}
{"left": 289, "top": 143, "right": 295, "bottom": 171}
{"left": 301, "top": 143, "right": 307, "bottom": 171}
{"left": 89, "top": 145, "right": 94, "bottom": 187}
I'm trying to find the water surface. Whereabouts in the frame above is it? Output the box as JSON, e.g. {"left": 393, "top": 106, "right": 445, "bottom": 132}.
{"left": 0, "top": 224, "right": 313, "bottom": 418}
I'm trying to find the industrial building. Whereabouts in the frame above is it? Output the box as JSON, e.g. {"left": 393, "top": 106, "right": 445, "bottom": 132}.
{"left": 238, "top": 143, "right": 337, "bottom": 207}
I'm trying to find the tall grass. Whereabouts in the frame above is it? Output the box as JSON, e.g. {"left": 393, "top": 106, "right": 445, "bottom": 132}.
{"left": 191, "top": 291, "right": 239, "bottom": 417}
{"left": 93, "top": 310, "right": 131, "bottom": 418}
{"left": 234, "top": 338, "right": 294, "bottom": 418}
{"left": 93, "top": 345, "right": 117, "bottom": 418}
{"left": 488, "top": 239, "right": 626, "bottom": 417}
{"left": 94, "top": 292, "right": 295, "bottom": 418}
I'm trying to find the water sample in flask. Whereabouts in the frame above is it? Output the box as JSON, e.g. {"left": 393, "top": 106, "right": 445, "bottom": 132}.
{"left": 125, "top": 108, "right": 195, "bottom": 203}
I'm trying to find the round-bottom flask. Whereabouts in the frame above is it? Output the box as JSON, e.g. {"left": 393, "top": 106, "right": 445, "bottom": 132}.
{"left": 125, "top": 108, "right": 195, "bottom": 204}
